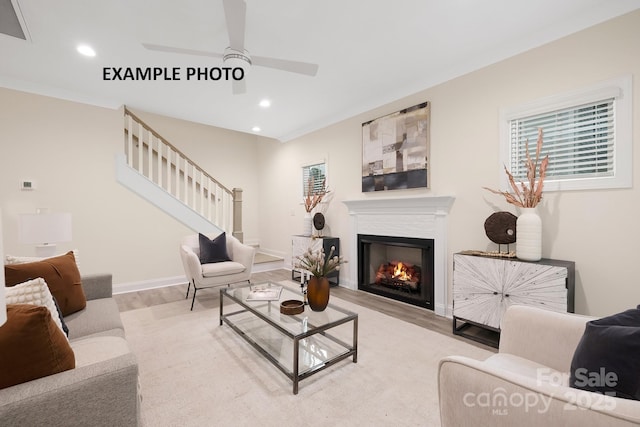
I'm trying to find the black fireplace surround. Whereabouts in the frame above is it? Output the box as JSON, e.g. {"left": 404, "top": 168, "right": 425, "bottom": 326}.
{"left": 357, "top": 234, "right": 434, "bottom": 310}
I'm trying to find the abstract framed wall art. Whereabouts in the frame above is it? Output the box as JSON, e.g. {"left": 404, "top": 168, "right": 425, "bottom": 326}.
{"left": 361, "top": 102, "right": 430, "bottom": 192}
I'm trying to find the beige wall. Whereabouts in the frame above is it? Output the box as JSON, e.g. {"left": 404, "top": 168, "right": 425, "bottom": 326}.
{"left": 0, "top": 89, "right": 261, "bottom": 286}
{"left": 258, "top": 10, "right": 640, "bottom": 316}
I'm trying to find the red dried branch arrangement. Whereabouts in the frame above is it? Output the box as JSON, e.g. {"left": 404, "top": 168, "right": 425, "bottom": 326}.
{"left": 484, "top": 128, "right": 549, "bottom": 208}
{"left": 303, "top": 175, "right": 329, "bottom": 213}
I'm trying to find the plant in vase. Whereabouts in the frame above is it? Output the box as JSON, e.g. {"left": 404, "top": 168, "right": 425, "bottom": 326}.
{"left": 294, "top": 245, "right": 347, "bottom": 311}
{"left": 302, "top": 175, "right": 329, "bottom": 236}
{"left": 484, "top": 128, "right": 549, "bottom": 261}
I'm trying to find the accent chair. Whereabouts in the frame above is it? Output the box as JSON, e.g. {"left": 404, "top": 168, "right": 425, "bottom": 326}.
{"left": 438, "top": 305, "right": 640, "bottom": 426}
{"left": 180, "top": 232, "right": 255, "bottom": 310}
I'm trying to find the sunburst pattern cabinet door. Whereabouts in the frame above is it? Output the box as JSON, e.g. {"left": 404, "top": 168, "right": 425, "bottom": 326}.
{"left": 453, "top": 254, "right": 568, "bottom": 329}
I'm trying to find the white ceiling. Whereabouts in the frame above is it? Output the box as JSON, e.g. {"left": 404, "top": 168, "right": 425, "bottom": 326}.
{"left": 1, "top": 0, "right": 639, "bottom": 141}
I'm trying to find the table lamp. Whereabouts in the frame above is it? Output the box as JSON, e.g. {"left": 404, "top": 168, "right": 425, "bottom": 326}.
{"left": 19, "top": 212, "right": 72, "bottom": 257}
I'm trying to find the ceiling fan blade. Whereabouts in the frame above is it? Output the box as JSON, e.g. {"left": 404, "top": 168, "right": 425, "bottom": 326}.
{"left": 251, "top": 55, "right": 319, "bottom": 76}
{"left": 232, "top": 79, "right": 246, "bottom": 95}
{"left": 223, "top": 0, "right": 246, "bottom": 51}
{"left": 142, "top": 43, "right": 224, "bottom": 59}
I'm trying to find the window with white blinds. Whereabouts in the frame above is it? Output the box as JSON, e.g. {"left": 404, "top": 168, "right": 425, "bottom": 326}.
{"left": 500, "top": 75, "right": 632, "bottom": 192}
{"left": 509, "top": 99, "right": 614, "bottom": 180}
{"left": 302, "top": 162, "right": 326, "bottom": 196}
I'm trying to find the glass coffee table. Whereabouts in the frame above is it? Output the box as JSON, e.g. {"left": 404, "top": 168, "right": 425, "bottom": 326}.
{"left": 220, "top": 282, "right": 358, "bottom": 394}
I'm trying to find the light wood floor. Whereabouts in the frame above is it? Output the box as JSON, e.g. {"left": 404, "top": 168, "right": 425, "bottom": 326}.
{"left": 113, "top": 269, "right": 496, "bottom": 352}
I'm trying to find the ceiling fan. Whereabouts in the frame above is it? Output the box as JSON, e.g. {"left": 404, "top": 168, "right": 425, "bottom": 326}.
{"left": 142, "top": 0, "right": 319, "bottom": 94}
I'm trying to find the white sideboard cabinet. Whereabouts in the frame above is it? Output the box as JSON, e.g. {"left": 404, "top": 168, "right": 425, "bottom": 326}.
{"left": 452, "top": 253, "right": 575, "bottom": 347}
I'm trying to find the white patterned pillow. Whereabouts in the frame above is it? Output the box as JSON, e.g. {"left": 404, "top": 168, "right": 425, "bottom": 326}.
{"left": 5, "top": 278, "right": 68, "bottom": 338}
{"left": 5, "top": 249, "right": 80, "bottom": 272}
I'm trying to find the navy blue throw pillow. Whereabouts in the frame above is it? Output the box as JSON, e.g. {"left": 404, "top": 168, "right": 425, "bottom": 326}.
{"left": 52, "top": 295, "right": 70, "bottom": 337}
{"left": 198, "top": 232, "right": 231, "bottom": 264}
{"left": 570, "top": 305, "right": 640, "bottom": 400}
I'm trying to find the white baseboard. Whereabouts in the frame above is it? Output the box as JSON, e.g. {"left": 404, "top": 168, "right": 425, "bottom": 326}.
{"left": 112, "top": 262, "right": 291, "bottom": 293}
{"left": 446, "top": 304, "right": 453, "bottom": 319}
{"left": 254, "top": 247, "right": 288, "bottom": 259}
{"left": 113, "top": 275, "right": 187, "bottom": 294}
{"left": 243, "top": 238, "right": 260, "bottom": 247}
{"left": 252, "top": 259, "right": 285, "bottom": 273}
{"left": 340, "top": 278, "right": 357, "bottom": 290}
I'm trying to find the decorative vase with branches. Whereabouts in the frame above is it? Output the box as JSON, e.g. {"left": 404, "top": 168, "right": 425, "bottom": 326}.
{"left": 484, "top": 128, "right": 549, "bottom": 208}
{"left": 484, "top": 128, "right": 548, "bottom": 261}
{"left": 303, "top": 175, "right": 329, "bottom": 213}
{"left": 302, "top": 175, "right": 329, "bottom": 236}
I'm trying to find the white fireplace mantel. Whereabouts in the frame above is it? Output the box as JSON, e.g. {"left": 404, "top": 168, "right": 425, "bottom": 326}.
{"left": 342, "top": 195, "right": 455, "bottom": 316}
{"left": 343, "top": 196, "right": 454, "bottom": 214}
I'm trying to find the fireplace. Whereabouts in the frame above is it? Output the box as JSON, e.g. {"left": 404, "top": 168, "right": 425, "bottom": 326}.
{"left": 343, "top": 196, "right": 454, "bottom": 316}
{"left": 358, "top": 234, "right": 434, "bottom": 310}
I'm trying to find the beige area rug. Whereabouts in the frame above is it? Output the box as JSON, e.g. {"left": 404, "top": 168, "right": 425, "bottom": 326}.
{"left": 120, "top": 281, "right": 493, "bottom": 427}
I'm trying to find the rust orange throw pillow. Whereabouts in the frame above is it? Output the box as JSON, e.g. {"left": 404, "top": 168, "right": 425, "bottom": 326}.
{"left": 5, "top": 251, "right": 86, "bottom": 316}
{"left": 0, "top": 304, "right": 75, "bottom": 389}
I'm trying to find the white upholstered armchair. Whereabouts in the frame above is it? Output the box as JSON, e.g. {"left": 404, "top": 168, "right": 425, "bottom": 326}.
{"left": 180, "top": 232, "right": 256, "bottom": 310}
{"left": 438, "top": 305, "right": 640, "bottom": 426}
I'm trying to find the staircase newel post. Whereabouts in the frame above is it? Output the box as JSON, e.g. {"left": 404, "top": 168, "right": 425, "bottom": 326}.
{"left": 232, "top": 188, "right": 244, "bottom": 243}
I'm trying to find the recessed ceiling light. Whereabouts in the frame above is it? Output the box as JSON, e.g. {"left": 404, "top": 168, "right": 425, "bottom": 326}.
{"left": 259, "top": 99, "right": 271, "bottom": 108}
{"left": 77, "top": 44, "right": 96, "bottom": 57}
{"left": 252, "top": 126, "right": 261, "bottom": 132}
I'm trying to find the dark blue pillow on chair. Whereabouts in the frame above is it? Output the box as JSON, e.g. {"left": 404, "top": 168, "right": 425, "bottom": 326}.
{"left": 570, "top": 305, "right": 640, "bottom": 400}
{"left": 198, "top": 232, "right": 231, "bottom": 264}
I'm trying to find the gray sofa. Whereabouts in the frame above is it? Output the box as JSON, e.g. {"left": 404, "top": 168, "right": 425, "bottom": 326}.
{"left": 0, "top": 273, "right": 140, "bottom": 426}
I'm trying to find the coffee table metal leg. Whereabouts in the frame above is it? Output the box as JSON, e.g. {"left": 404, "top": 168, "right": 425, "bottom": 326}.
{"left": 293, "top": 337, "right": 300, "bottom": 394}
{"left": 219, "top": 290, "right": 224, "bottom": 326}
{"left": 353, "top": 317, "right": 358, "bottom": 363}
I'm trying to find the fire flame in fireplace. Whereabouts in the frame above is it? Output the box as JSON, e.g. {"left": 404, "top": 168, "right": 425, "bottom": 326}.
{"left": 393, "top": 262, "right": 411, "bottom": 281}
{"left": 376, "top": 260, "right": 421, "bottom": 291}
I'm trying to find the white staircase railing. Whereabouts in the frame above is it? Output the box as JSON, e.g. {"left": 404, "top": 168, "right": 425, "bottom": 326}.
{"left": 123, "top": 107, "right": 243, "bottom": 240}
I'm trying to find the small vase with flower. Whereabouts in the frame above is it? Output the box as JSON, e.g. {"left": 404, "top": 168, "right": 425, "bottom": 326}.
{"left": 294, "top": 245, "right": 347, "bottom": 311}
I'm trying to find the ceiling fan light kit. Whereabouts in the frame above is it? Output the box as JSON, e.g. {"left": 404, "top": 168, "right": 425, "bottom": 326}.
{"left": 223, "top": 47, "right": 252, "bottom": 66}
